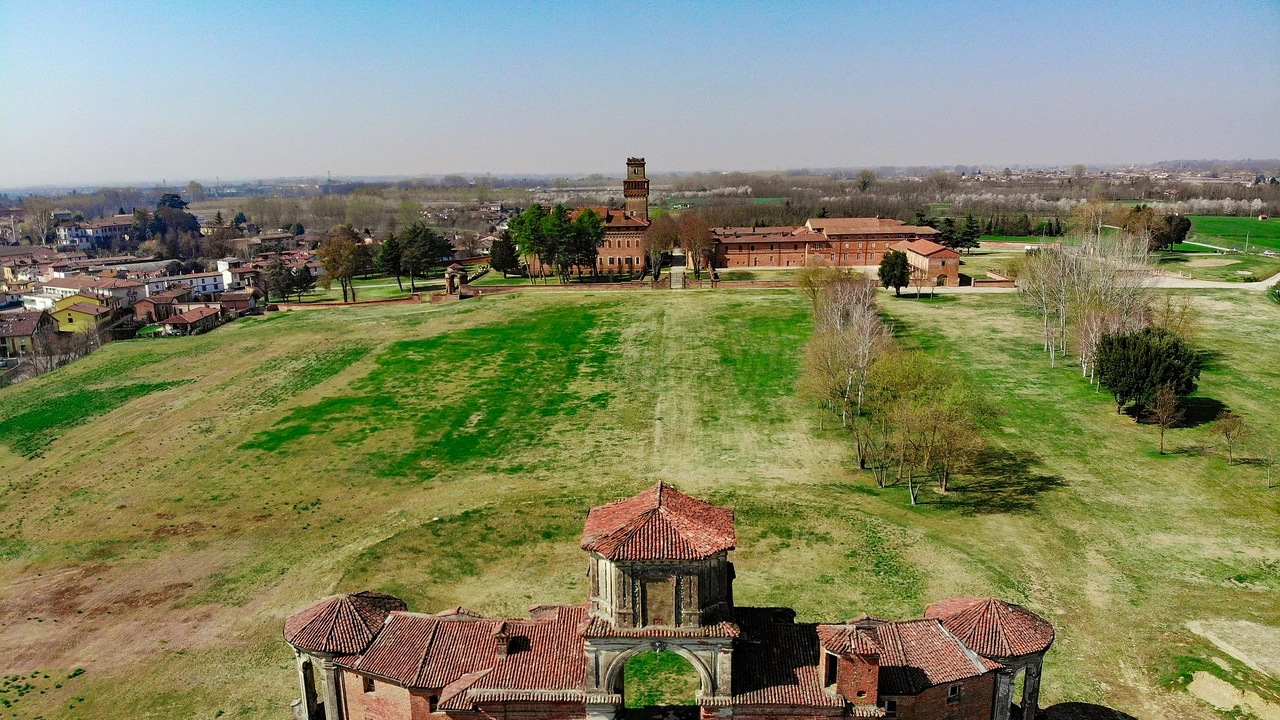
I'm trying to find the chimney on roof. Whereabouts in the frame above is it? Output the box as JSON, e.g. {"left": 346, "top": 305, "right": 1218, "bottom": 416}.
{"left": 493, "top": 622, "right": 509, "bottom": 658}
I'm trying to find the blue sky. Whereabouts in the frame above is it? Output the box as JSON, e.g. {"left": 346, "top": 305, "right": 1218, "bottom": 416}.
{"left": 0, "top": 0, "right": 1277, "bottom": 187}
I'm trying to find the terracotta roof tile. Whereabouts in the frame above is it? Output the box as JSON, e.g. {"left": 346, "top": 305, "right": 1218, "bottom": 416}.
{"left": 0, "top": 311, "right": 50, "bottom": 338}
{"left": 284, "top": 591, "right": 407, "bottom": 654}
{"left": 337, "top": 605, "right": 589, "bottom": 709}
{"left": 581, "top": 483, "right": 735, "bottom": 561}
{"left": 890, "top": 239, "right": 959, "bottom": 258}
{"left": 731, "top": 608, "right": 843, "bottom": 707}
{"left": 167, "top": 306, "right": 222, "bottom": 324}
{"left": 66, "top": 303, "right": 111, "bottom": 316}
{"left": 859, "top": 618, "right": 1000, "bottom": 696}
{"left": 924, "top": 597, "right": 1055, "bottom": 659}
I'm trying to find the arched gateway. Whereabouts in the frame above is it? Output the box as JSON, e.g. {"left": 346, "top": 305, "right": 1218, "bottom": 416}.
{"left": 284, "top": 484, "right": 1056, "bottom": 720}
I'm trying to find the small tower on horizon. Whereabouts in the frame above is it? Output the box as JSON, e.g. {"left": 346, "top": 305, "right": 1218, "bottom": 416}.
{"left": 623, "top": 157, "right": 650, "bottom": 221}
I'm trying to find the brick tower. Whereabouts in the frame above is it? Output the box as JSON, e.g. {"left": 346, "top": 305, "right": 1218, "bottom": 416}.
{"left": 623, "top": 157, "right": 650, "bottom": 221}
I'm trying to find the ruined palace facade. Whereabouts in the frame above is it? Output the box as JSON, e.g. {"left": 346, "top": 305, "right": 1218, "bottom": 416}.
{"left": 285, "top": 485, "right": 1054, "bottom": 720}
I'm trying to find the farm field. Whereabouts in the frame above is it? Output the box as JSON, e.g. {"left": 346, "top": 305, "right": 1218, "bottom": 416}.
{"left": 1189, "top": 215, "right": 1280, "bottom": 251}
{"left": 0, "top": 290, "right": 1277, "bottom": 719}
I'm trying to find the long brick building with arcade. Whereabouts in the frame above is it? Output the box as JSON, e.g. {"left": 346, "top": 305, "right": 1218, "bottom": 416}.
{"left": 285, "top": 485, "right": 1053, "bottom": 720}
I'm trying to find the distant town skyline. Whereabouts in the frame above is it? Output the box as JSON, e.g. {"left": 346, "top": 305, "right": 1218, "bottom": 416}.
{"left": 2, "top": 0, "right": 1277, "bottom": 188}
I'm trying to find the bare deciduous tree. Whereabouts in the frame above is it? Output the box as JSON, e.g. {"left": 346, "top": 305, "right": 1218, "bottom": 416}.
{"left": 1146, "top": 384, "right": 1183, "bottom": 455}
{"left": 1214, "top": 411, "right": 1248, "bottom": 466}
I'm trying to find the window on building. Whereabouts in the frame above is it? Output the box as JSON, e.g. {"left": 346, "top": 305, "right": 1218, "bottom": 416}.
{"left": 363, "top": 676, "right": 375, "bottom": 693}
{"left": 880, "top": 699, "right": 897, "bottom": 717}
{"left": 947, "top": 684, "right": 962, "bottom": 703}
{"left": 429, "top": 695, "right": 440, "bottom": 712}
{"left": 824, "top": 653, "right": 838, "bottom": 686}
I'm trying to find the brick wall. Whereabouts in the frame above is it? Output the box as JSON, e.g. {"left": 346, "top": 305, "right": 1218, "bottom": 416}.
{"left": 342, "top": 673, "right": 415, "bottom": 720}
{"left": 883, "top": 672, "right": 995, "bottom": 720}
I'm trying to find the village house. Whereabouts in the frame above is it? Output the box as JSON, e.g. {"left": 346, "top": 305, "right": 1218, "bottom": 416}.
{"left": 161, "top": 305, "right": 222, "bottom": 335}
{"left": 285, "top": 484, "right": 1053, "bottom": 720}
{"left": 219, "top": 289, "right": 260, "bottom": 314}
{"left": 144, "top": 271, "right": 226, "bottom": 297}
{"left": 713, "top": 219, "right": 942, "bottom": 269}
{"left": 57, "top": 302, "right": 113, "bottom": 334}
{"left": 889, "top": 239, "right": 961, "bottom": 287}
{"left": 133, "top": 287, "right": 192, "bottom": 323}
{"left": 81, "top": 214, "right": 136, "bottom": 248}
{"left": 0, "top": 310, "right": 57, "bottom": 359}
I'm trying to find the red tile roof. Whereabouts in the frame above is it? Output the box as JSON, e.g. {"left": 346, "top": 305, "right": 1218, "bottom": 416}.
{"left": 284, "top": 591, "right": 407, "bottom": 654}
{"left": 65, "top": 302, "right": 111, "bottom": 317}
{"left": 805, "top": 218, "right": 940, "bottom": 238}
{"left": 165, "top": 306, "right": 221, "bottom": 325}
{"left": 571, "top": 206, "right": 650, "bottom": 230}
{"left": 581, "top": 483, "right": 736, "bottom": 561}
{"left": 924, "top": 597, "right": 1055, "bottom": 659}
{"left": 337, "top": 605, "right": 588, "bottom": 709}
{"left": 731, "top": 608, "right": 844, "bottom": 708}
{"left": 847, "top": 618, "right": 1001, "bottom": 696}
{"left": 0, "top": 311, "right": 49, "bottom": 338}
{"left": 890, "top": 239, "right": 960, "bottom": 258}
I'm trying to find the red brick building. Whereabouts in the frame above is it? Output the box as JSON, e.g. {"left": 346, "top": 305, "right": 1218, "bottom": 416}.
{"left": 285, "top": 485, "right": 1053, "bottom": 720}
{"left": 713, "top": 219, "right": 941, "bottom": 269}
{"left": 890, "top": 240, "right": 961, "bottom": 287}
{"left": 527, "top": 159, "right": 651, "bottom": 278}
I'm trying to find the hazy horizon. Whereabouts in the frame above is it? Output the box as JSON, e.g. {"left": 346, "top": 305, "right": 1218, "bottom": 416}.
{"left": 2, "top": 0, "right": 1277, "bottom": 189}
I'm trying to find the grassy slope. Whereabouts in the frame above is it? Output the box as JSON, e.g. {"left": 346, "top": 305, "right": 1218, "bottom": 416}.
{"left": 0, "top": 290, "right": 1276, "bottom": 718}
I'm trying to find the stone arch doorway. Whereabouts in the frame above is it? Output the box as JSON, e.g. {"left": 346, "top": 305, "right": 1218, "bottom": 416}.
{"left": 620, "top": 651, "right": 701, "bottom": 709}
{"left": 602, "top": 643, "right": 717, "bottom": 702}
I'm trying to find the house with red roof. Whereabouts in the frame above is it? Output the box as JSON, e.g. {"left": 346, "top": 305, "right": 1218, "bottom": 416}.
{"left": 284, "top": 485, "right": 1053, "bottom": 720}
{"left": 889, "top": 240, "right": 961, "bottom": 287}
{"left": 712, "top": 219, "right": 942, "bottom": 270}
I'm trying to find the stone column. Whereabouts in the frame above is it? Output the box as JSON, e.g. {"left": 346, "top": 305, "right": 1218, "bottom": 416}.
{"left": 320, "top": 657, "right": 343, "bottom": 720}
{"left": 993, "top": 668, "right": 1014, "bottom": 720}
{"left": 294, "top": 650, "right": 320, "bottom": 720}
{"left": 1021, "top": 661, "right": 1042, "bottom": 720}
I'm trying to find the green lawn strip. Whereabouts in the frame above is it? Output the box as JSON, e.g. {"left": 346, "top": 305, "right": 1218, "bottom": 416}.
{"left": 239, "top": 302, "right": 622, "bottom": 481}
{"left": 0, "top": 382, "right": 188, "bottom": 458}
{"left": 1189, "top": 215, "right": 1280, "bottom": 251}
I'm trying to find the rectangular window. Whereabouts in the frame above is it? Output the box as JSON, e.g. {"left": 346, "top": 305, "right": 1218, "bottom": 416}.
{"left": 824, "top": 653, "right": 838, "bottom": 686}
{"left": 429, "top": 695, "right": 440, "bottom": 712}
{"left": 363, "top": 676, "right": 375, "bottom": 693}
{"left": 881, "top": 699, "right": 898, "bottom": 717}
{"left": 947, "top": 684, "right": 962, "bottom": 703}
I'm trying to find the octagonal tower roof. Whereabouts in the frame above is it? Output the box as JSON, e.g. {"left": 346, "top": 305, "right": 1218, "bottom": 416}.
{"left": 581, "top": 483, "right": 735, "bottom": 562}
{"left": 284, "top": 591, "right": 407, "bottom": 655}
{"left": 924, "top": 597, "right": 1055, "bottom": 659}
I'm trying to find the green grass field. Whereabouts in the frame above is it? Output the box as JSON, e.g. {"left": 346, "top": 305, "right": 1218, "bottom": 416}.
{"left": 0, "top": 290, "right": 1277, "bottom": 719}
{"left": 1189, "top": 215, "right": 1280, "bottom": 251}
{"left": 1156, "top": 250, "right": 1280, "bottom": 282}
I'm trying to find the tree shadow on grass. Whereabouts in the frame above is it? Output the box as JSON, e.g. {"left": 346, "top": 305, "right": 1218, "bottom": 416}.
{"left": 1179, "top": 396, "right": 1228, "bottom": 428}
{"left": 1119, "top": 396, "right": 1226, "bottom": 429}
{"left": 943, "top": 448, "right": 1066, "bottom": 515}
{"left": 1041, "top": 702, "right": 1137, "bottom": 720}
{"left": 1196, "top": 348, "right": 1227, "bottom": 372}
